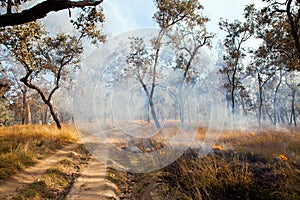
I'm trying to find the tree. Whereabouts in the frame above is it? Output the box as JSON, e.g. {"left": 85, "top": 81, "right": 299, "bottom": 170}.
{"left": 272, "top": 69, "right": 287, "bottom": 125}
{"left": 120, "top": 0, "right": 212, "bottom": 129}
{"left": 249, "top": 61, "right": 277, "bottom": 126}
{"left": 261, "top": 0, "right": 300, "bottom": 69}
{"left": 0, "top": 67, "right": 10, "bottom": 98}
{"left": 165, "top": 13, "right": 213, "bottom": 124}
{"left": 248, "top": 3, "right": 298, "bottom": 125}
{"left": 156, "top": 0, "right": 212, "bottom": 125}
{"left": 219, "top": 7, "right": 255, "bottom": 123}
{"left": 0, "top": 66, "right": 12, "bottom": 125}
{"left": 285, "top": 71, "right": 299, "bottom": 126}
{"left": 0, "top": 0, "right": 103, "bottom": 28}
{"left": 0, "top": 22, "right": 85, "bottom": 129}
{"left": 0, "top": 0, "right": 105, "bottom": 128}
{"left": 126, "top": 37, "right": 164, "bottom": 129}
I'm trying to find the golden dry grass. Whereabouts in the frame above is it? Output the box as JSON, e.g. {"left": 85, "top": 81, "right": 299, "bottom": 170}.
{"left": 216, "top": 129, "right": 300, "bottom": 163}
{"left": 0, "top": 124, "right": 80, "bottom": 181}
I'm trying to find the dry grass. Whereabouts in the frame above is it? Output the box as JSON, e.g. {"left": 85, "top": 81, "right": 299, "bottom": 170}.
{"left": 216, "top": 129, "right": 300, "bottom": 163}
{"left": 0, "top": 124, "right": 79, "bottom": 181}
{"left": 110, "top": 128, "right": 300, "bottom": 200}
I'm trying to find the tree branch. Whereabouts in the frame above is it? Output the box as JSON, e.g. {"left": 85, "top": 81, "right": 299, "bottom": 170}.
{"left": 47, "top": 54, "right": 73, "bottom": 102}
{"left": 0, "top": 0, "right": 103, "bottom": 27}
{"left": 7, "top": 0, "right": 12, "bottom": 15}
{"left": 286, "top": 0, "right": 300, "bottom": 58}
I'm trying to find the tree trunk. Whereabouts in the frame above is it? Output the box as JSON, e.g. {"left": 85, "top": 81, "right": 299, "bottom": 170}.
{"left": 149, "top": 98, "right": 161, "bottom": 129}
{"left": 290, "top": 89, "right": 297, "bottom": 127}
{"left": 21, "top": 88, "right": 27, "bottom": 124}
{"left": 273, "top": 83, "right": 279, "bottom": 125}
{"left": 43, "top": 105, "right": 48, "bottom": 124}
{"left": 258, "top": 73, "right": 263, "bottom": 126}
{"left": 265, "top": 104, "right": 273, "bottom": 123}
{"left": 225, "top": 91, "right": 231, "bottom": 122}
{"left": 179, "top": 91, "right": 185, "bottom": 125}
{"left": 26, "top": 100, "right": 32, "bottom": 124}
{"left": 20, "top": 80, "right": 62, "bottom": 129}
{"left": 46, "top": 100, "right": 61, "bottom": 129}
{"left": 258, "top": 92, "right": 263, "bottom": 126}
{"left": 273, "top": 70, "right": 284, "bottom": 126}
{"left": 139, "top": 79, "right": 161, "bottom": 129}
{"left": 230, "top": 67, "right": 238, "bottom": 127}
{"left": 147, "top": 103, "right": 150, "bottom": 123}
{"left": 187, "top": 96, "right": 191, "bottom": 123}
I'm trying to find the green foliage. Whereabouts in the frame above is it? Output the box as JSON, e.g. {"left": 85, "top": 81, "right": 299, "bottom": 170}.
{"left": 0, "top": 22, "right": 83, "bottom": 79}
{"left": 0, "top": 21, "right": 85, "bottom": 128}
{"left": 153, "top": 0, "right": 205, "bottom": 28}
{"left": 71, "top": 6, "right": 106, "bottom": 44}
{"left": 218, "top": 14, "right": 255, "bottom": 116}
{"left": 0, "top": 98, "right": 12, "bottom": 125}
{"left": 259, "top": 0, "right": 300, "bottom": 70}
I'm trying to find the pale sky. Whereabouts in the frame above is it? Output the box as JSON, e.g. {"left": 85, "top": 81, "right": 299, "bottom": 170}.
{"left": 39, "top": 0, "right": 266, "bottom": 57}
{"left": 40, "top": 0, "right": 266, "bottom": 42}
{"left": 103, "top": 0, "right": 266, "bottom": 38}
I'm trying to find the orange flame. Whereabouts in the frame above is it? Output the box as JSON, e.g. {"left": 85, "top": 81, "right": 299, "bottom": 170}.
{"left": 213, "top": 144, "right": 223, "bottom": 151}
{"left": 279, "top": 154, "right": 288, "bottom": 161}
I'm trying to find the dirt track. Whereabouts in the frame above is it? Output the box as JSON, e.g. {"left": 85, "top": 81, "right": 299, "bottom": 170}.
{"left": 0, "top": 142, "right": 119, "bottom": 200}
{"left": 67, "top": 157, "right": 119, "bottom": 200}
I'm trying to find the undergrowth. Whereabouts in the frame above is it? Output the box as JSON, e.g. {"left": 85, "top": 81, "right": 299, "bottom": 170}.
{"left": 110, "top": 128, "right": 300, "bottom": 200}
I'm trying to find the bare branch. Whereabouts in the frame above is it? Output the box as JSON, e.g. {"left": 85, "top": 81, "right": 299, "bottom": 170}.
{"left": 0, "top": 0, "right": 103, "bottom": 27}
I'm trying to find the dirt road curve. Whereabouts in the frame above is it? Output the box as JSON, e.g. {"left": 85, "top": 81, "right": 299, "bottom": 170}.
{"left": 0, "top": 142, "right": 119, "bottom": 200}
{"left": 0, "top": 143, "right": 80, "bottom": 199}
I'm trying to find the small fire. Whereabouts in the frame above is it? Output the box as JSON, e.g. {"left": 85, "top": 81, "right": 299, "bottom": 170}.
{"left": 279, "top": 154, "right": 288, "bottom": 161}
{"left": 213, "top": 144, "right": 223, "bottom": 151}
{"left": 250, "top": 132, "right": 256, "bottom": 137}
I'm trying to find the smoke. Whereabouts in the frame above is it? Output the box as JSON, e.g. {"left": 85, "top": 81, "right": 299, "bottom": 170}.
{"left": 73, "top": 28, "right": 226, "bottom": 173}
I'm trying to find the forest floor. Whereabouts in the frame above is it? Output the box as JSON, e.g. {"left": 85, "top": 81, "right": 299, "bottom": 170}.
{"left": 0, "top": 124, "right": 300, "bottom": 200}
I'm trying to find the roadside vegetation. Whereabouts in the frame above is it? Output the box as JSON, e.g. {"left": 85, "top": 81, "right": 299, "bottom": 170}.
{"left": 13, "top": 145, "right": 89, "bottom": 200}
{"left": 0, "top": 124, "right": 79, "bottom": 181}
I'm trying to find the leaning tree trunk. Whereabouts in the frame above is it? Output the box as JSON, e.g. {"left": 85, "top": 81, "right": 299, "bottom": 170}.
{"left": 20, "top": 74, "right": 62, "bottom": 129}
{"left": 139, "top": 77, "right": 161, "bottom": 129}
{"left": 46, "top": 100, "right": 61, "bottom": 129}
{"left": 149, "top": 98, "right": 161, "bottom": 129}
